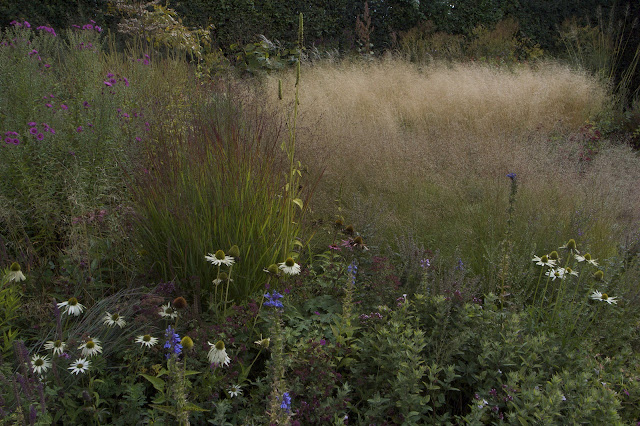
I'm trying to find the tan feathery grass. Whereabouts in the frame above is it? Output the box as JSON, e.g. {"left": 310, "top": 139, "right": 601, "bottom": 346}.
{"left": 266, "top": 58, "right": 639, "bottom": 273}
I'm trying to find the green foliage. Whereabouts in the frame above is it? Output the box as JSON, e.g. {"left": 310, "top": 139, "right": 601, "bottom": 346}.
{"left": 0, "top": 267, "right": 22, "bottom": 356}
{"left": 231, "top": 36, "right": 300, "bottom": 76}
{"left": 131, "top": 88, "right": 301, "bottom": 310}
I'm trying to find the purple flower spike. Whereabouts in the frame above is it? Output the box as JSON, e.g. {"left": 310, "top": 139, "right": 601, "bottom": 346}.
{"left": 506, "top": 172, "right": 516, "bottom": 180}
{"left": 264, "top": 291, "right": 284, "bottom": 309}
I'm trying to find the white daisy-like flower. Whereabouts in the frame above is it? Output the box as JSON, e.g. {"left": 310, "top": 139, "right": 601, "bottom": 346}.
{"left": 278, "top": 257, "right": 301, "bottom": 275}
{"left": 68, "top": 358, "right": 91, "bottom": 375}
{"left": 228, "top": 384, "right": 243, "bottom": 398}
{"left": 545, "top": 268, "right": 565, "bottom": 281}
{"left": 208, "top": 340, "right": 231, "bottom": 367}
{"left": 78, "top": 337, "right": 103, "bottom": 357}
{"left": 575, "top": 253, "right": 598, "bottom": 266}
{"left": 31, "top": 354, "right": 51, "bottom": 375}
{"left": 44, "top": 339, "right": 66, "bottom": 356}
{"left": 103, "top": 312, "right": 126, "bottom": 328}
{"left": 532, "top": 255, "right": 556, "bottom": 267}
{"left": 590, "top": 290, "right": 618, "bottom": 305}
{"left": 254, "top": 336, "right": 270, "bottom": 348}
{"left": 559, "top": 239, "right": 579, "bottom": 253}
{"left": 205, "top": 250, "right": 235, "bottom": 267}
{"left": 565, "top": 267, "right": 579, "bottom": 277}
{"left": 57, "top": 297, "right": 85, "bottom": 316}
{"left": 135, "top": 334, "right": 159, "bottom": 348}
{"left": 158, "top": 303, "right": 178, "bottom": 319}
{"left": 7, "top": 262, "right": 26, "bottom": 282}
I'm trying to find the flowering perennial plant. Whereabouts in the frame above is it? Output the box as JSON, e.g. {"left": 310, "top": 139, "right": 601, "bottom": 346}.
{"left": 264, "top": 291, "right": 284, "bottom": 309}
{"left": 164, "top": 326, "right": 182, "bottom": 358}
{"left": 207, "top": 340, "right": 231, "bottom": 367}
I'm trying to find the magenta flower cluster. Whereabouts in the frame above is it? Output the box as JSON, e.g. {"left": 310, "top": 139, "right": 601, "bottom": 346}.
{"left": 72, "top": 20, "right": 103, "bottom": 33}
{"left": 36, "top": 26, "right": 57, "bottom": 37}
{"left": 9, "top": 20, "right": 31, "bottom": 29}
{"left": 136, "top": 54, "right": 151, "bottom": 66}
{"left": 103, "top": 72, "right": 129, "bottom": 88}
{"left": 4, "top": 131, "right": 20, "bottom": 145}
{"left": 28, "top": 122, "right": 55, "bottom": 139}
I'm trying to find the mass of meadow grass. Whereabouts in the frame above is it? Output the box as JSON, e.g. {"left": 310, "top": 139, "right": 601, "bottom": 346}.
{"left": 1, "top": 19, "right": 640, "bottom": 425}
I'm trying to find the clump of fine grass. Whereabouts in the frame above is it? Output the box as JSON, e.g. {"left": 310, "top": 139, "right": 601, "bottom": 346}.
{"left": 131, "top": 80, "right": 301, "bottom": 313}
{"left": 266, "top": 58, "right": 640, "bottom": 283}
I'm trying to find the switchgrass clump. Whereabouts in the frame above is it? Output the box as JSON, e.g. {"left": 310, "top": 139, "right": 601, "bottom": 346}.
{"left": 131, "top": 82, "right": 301, "bottom": 309}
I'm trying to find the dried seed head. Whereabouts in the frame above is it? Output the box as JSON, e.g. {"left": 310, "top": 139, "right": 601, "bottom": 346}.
{"left": 219, "top": 272, "right": 229, "bottom": 281}
{"left": 343, "top": 225, "right": 355, "bottom": 236}
{"left": 549, "top": 251, "right": 559, "bottom": 260}
{"left": 594, "top": 270, "right": 604, "bottom": 281}
{"left": 267, "top": 264, "right": 280, "bottom": 275}
{"left": 172, "top": 296, "right": 188, "bottom": 310}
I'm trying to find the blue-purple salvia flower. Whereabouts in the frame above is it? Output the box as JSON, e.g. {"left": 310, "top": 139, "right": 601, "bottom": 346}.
{"left": 279, "top": 391, "right": 292, "bottom": 412}
{"left": 264, "top": 291, "right": 284, "bottom": 309}
{"left": 347, "top": 261, "right": 357, "bottom": 286}
{"left": 164, "top": 326, "right": 182, "bottom": 358}
{"left": 506, "top": 172, "right": 516, "bottom": 180}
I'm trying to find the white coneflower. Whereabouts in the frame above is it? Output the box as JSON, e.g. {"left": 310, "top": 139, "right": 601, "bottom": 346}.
{"left": 205, "top": 250, "right": 235, "bottom": 267}
{"left": 228, "top": 384, "right": 243, "bottom": 397}
{"left": 68, "top": 358, "right": 91, "bottom": 375}
{"left": 31, "top": 354, "right": 51, "bottom": 375}
{"left": 103, "top": 312, "right": 126, "bottom": 328}
{"left": 576, "top": 253, "right": 599, "bottom": 266}
{"left": 158, "top": 303, "right": 178, "bottom": 320}
{"left": 207, "top": 340, "right": 230, "bottom": 367}
{"left": 532, "top": 255, "right": 556, "bottom": 267}
{"left": 565, "top": 267, "right": 579, "bottom": 277}
{"left": 545, "top": 268, "right": 565, "bottom": 281}
{"left": 559, "top": 239, "right": 579, "bottom": 253}
{"left": 590, "top": 290, "right": 618, "bottom": 305}
{"left": 7, "top": 262, "right": 26, "bottom": 282}
{"left": 278, "top": 257, "right": 301, "bottom": 275}
{"left": 57, "top": 297, "right": 85, "bottom": 316}
{"left": 254, "top": 336, "right": 270, "bottom": 349}
{"left": 44, "top": 339, "right": 66, "bottom": 356}
{"left": 78, "top": 337, "right": 103, "bottom": 357}
{"left": 135, "top": 334, "right": 159, "bottom": 348}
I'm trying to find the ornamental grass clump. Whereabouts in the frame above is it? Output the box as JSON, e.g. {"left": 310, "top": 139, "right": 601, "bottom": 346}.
{"left": 131, "top": 83, "right": 308, "bottom": 311}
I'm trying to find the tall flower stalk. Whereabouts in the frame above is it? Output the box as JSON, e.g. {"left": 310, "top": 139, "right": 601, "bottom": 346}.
{"left": 281, "top": 13, "right": 305, "bottom": 259}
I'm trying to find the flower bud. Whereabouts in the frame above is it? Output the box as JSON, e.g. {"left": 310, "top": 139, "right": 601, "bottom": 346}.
{"left": 181, "top": 336, "right": 194, "bottom": 351}
{"left": 228, "top": 245, "right": 240, "bottom": 259}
